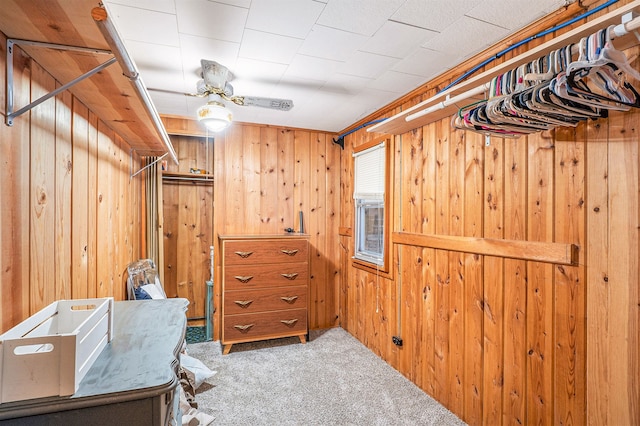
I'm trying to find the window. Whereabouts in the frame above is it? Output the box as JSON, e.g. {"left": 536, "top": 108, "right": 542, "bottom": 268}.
{"left": 353, "top": 137, "right": 390, "bottom": 272}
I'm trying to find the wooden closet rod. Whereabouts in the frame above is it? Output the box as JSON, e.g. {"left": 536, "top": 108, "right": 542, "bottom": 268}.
{"left": 368, "top": 0, "right": 640, "bottom": 135}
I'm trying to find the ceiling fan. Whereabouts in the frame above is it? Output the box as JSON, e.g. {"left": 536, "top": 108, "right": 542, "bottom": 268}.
{"left": 152, "top": 59, "right": 294, "bottom": 132}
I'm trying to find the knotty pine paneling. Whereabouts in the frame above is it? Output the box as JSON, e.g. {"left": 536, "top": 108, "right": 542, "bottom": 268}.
{"left": 339, "top": 4, "right": 638, "bottom": 426}
{"left": 161, "top": 134, "right": 214, "bottom": 323}
{"left": 342, "top": 110, "right": 638, "bottom": 425}
{"left": 156, "top": 124, "right": 342, "bottom": 339}
{"left": 0, "top": 37, "right": 142, "bottom": 332}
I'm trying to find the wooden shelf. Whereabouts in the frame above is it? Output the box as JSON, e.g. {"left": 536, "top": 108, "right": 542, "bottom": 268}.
{"left": 368, "top": 0, "right": 640, "bottom": 135}
{"left": 0, "top": 0, "right": 176, "bottom": 159}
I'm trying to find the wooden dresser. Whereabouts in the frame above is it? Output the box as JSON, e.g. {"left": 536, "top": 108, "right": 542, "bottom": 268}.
{"left": 219, "top": 234, "right": 309, "bottom": 354}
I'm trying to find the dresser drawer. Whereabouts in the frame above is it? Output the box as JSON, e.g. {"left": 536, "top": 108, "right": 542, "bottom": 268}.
{"left": 224, "top": 286, "right": 307, "bottom": 315}
{"left": 223, "top": 239, "right": 308, "bottom": 265}
{"left": 224, "top": 262, "right": 308, "bottom": 290}
{"left": 223, "top": 308, "right": 308, "bottom": 343}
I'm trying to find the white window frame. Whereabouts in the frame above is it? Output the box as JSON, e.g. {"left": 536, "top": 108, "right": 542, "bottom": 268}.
{"left": 352, "top": 137, "right": 389, "bottom": 272}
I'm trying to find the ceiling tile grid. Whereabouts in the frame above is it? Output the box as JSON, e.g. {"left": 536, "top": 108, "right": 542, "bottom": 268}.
{"left": 104, "top": 0, "right": 571, "bottom": 132}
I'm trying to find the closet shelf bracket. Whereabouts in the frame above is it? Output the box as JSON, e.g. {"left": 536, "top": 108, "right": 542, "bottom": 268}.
{"left": 130, "top": 152, "right": 169, "bottom": 180}
{"left": 5, "top": 38, "right": 115, "bottom": 126}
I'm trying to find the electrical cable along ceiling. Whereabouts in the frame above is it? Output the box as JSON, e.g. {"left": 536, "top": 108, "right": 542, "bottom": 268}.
{"left": 103, "top": 0, "right": 573, "bottom": 132}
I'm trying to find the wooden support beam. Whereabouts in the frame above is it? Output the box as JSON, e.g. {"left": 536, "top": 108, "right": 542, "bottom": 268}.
{"left": 393, "top": 232, "right": 578, "bottom": 265}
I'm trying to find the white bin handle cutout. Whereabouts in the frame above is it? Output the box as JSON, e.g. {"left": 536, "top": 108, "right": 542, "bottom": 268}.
{"left": 70, "top": 304, "right": 96, "bottom": 311}
{"left": 14, "top": 343, "right": 54, "bottom": 355}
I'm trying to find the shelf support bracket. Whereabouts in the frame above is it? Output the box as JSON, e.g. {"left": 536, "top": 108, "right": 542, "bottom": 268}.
{"left": 5, "top": 38, "right": 115, "bottom": 126}
{"left": 130, "top": 153, "right": 169, "bottom": 179}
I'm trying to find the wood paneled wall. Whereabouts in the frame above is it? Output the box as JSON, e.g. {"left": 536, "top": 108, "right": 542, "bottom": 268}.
{"left": 212, "top": 125, "right": 343, "bottom": 336}
{"left": 214, "top": 125, "right": 341, "bottom": 336}
{"left": 161, "top": 119, "right": 342, "bottom": 339}
{"left": 161, "top": 135, "right": 214, "bottom": 322}
{"left": 338, "top": 1, "right": 639, "bottom": 425}
{"left": 0, "top": 33, "right": 142, "bottom": 332}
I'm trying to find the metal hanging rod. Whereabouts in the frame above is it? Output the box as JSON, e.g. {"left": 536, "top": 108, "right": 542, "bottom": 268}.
{"left": 368, "top": 1, "right": 640, "bottom": 135}
{"left": 162, "top": 175, "right": 214, "bottom": 183}
{"left": 92, "top": 5, "right": 178, "bottom": 166}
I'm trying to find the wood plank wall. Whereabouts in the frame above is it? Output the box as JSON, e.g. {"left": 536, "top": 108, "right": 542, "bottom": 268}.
{"left": 0, "top": 33, "right": 142, "bottom": 332}
{"left": 214, "top": 124, "right": 342, "bottom": 337}
{"left": 338, "top": 1, "right": 639, "bottom": 425}
{"left": 161, "top": 134, "right": 214, "bottom": 323}
{"left": 160, "top": 119, "right": 342, "bottom": 339}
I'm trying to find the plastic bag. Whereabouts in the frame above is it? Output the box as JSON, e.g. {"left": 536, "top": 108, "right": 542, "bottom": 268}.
{"left": 181, "top": 353, "right": 216, "bottom": 390}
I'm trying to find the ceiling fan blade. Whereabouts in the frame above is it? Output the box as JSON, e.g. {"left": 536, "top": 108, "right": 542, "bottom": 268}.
{"left": 236, "top": 96, "right": 294, "bottom": 111}
{"left": 200, "top": 59, "right": 232, "bottom": 91}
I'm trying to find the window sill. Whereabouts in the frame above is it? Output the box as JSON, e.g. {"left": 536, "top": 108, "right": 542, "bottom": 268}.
{"left": 352, "top": 258, "right": 393, "bottom": 280}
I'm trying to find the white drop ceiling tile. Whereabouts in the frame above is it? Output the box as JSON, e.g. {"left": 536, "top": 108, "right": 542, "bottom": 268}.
{"left": 340, "top": 51, "right": 398, "bottom": 79}
{"left": 107, "top": 3, "right": 179, "bottom": 46}
{"left": 104, "top": 0, "right": 175, "bottom": 14}
{"left": 467, "top": 0, "right": 564, "bottom": 30}
{"left": 246, "top": 0, "right": 325, "bottom": 39}
{"left": 179, "top": 34, "right": 240, "bottom": 80}
{"left": 361, "top": 21, "right": 438, "bottom": 59}
{"left": 265, "top": 79, "right": 324, "bottom": 113}
{"left": 391, "top": 0, "right": 477, "bottom": 32}
{"left": 224, "top": 81, "right": 264, "bottom": 99}
{"left": 422, "top": 16, "right": 510, "bottom": 61}
{"left": 233, "top": 58, "right": 288, "bottom": 82}
{"left": 284, "top": 55, "right": 342, "bottom": 81}
{"left": 277, "top": 76, "right": 326, "bottom": 97}
{"left": 211, "top": 0, "right": 252, "bottom": 8}
{"left": 323, "top": 73, "right": 372, "bottom": 95}
{"left": 367, "top": 70, "right": 424, "bottom": 95}
{"left": 392, "top": 47, "right": 458, "bottom": 79}
{"left": 125, "top": 40, "right": 183, "bottom": 72}
{"left": 175, "top": 0, "right": 248, "bottom": 42}
{"left": 317, "top": 0, "right": 406, "bottom": 37}
{"left": 239, "top": 29, "right": 303, "bottom": 64}
{"left": 149, "top": 91, "right": 189, "bottom": 116}
{"left": 299, "top": 25, "right": 368, "bottom": 62}
{"left": 545, "top": 0, "right": 572, "bottom": 12}
{"left": 141, "top": 69, "right": 187, "bottom": 93}
{"left": 342, "top": 95, "right": 383, "bottom": 123}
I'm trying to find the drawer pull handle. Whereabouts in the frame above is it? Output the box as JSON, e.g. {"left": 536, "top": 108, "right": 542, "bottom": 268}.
{"left": 234, "top": 251, "right": 253, "bottom": 258}
{"left": 280, "top": 296, "right": 298, "bottom": 304}
{"left": 234, "top": 300, "right": 254, "bottom": 308}
{"left": 234, "top": 324, "right": 254, "bottom": 332}
{"left": 280, "top": 319, "right": 298, "bottom": 327}
{"left": 281, "top": 249, "right": 299, "bottom": 256}
{"left": 281, "top": 273, "right": 298, "bottom": 280}
{"left": 234, "top": 275, "right": 254, "bottom": 283}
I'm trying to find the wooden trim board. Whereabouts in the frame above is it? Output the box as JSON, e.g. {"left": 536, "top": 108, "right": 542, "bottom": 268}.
{"left": 393, "top": 232, "right": 578, "bottom": 265}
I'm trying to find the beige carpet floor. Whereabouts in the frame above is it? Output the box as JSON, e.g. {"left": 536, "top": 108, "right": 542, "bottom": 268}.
{"left": 186, "top": 327, "right": 465, "bottom": 426}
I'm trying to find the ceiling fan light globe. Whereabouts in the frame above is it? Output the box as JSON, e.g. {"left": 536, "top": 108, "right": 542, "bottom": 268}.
{"left": 197, "top": 101, "right": 232, "bottom": 132}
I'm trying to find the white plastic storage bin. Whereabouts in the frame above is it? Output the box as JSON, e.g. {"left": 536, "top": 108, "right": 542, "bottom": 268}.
{"left": 0, "top": 297, "right": 114, "bottom": 403}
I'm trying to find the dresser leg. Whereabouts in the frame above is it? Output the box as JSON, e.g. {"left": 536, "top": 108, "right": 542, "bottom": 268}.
{"left": 298, "top": 334, "right": 307, "bottom": 344}
{"left": 223, "top": 344, "right": 232, "bottom": 355}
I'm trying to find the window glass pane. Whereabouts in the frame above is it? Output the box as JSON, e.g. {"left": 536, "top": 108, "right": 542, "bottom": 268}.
{"left": 355, "top": 200, "right": 384, "bottom": 265}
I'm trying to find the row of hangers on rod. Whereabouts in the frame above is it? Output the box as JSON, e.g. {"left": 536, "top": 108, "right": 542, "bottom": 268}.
{"left": 453, "top": 25, "right": 640, "bottom": 137}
